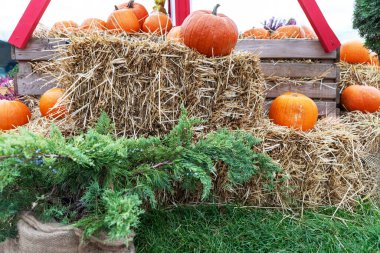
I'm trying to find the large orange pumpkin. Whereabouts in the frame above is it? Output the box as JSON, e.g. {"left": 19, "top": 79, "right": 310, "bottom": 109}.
{"left": 142, "top": 12, "right": 172, "bottom": 35}
{"left": 117, "top": 0, "right": 149, "bottom": 28}
{"left": 51, "top": 21, "right": 78, "bottom": 32}
{"left": 369, "top": 52, "right": 379, "bottom": 66}
{"left": 269, "top": 92, "right": 318, "bottom": 131}
{"left": 341, "top": 85, "right": 380, "bottom": 113}
{"left": 40, "top": 88, "right": 67, "bottom": 119}
{"left": 106, "top": 6, "right": 140, "bottom": 33}
{"left": 0, "top": 100, "right": 31, "bottom": 131}
{"left": 167, "top": 26, "right": 183, "bottom": 43}
{"left": 301, "top": 25, "right": 317, "bottom": 39}
{"left": 340, "top": 40, "right": 371, "bottom": 64}
{"left": 182, "top": 4, "right": 238, "bottom": 57}
{"left": 271, "top": 25, "right": 305, "bottom": 39}
{"left": 242, "top": 28, "right": 270, "bottom": 39}
{"left": 79, "top": 18, "right": 107, "bottom": 31}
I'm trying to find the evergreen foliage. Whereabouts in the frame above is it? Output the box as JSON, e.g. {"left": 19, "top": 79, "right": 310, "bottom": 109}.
{"left": 353, "top": 0, "right": 380, "bottom": 55}
{"left": 0, "top": 110, "right": 282, "bottom": 243}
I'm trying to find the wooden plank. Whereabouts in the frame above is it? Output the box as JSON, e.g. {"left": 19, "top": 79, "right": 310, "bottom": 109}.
{"left": 236, "top": 40, "right": 337, "bottom": 59}
{"left": 264, "top": 100, "right": 337, "bottom": 117}
{"left": 16, "top": 38, "right": 337, "bottom": 61}
{"left": 15, "top": 62, "right": 55, "bottom": 95}
{"left": 261, "top": 63, "right": 337, "bottom": 79}
{"left": 266, "top": 82, "right": 337, "bottom": 99}
{"left": 12, "top": 38, "right": 68, "bottom": 61}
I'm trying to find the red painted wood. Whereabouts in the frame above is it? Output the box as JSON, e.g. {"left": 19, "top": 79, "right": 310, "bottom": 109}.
{"left": 174, "top": 0, "right": 190, "bottom": 26}
{"left": 298, "top": 0, "right": 340, "bottom": 53}
{"left": 8, "top": 0, "right": 51, "bottom": 49}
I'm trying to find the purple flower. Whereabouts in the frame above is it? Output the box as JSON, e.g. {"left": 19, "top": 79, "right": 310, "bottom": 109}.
{"left": 0, "top": 77, "right": 16, "bottom": 100}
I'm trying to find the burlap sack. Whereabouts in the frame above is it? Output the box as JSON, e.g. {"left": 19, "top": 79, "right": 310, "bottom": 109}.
{"left": 0, "top": 214, "right": 135, "bottom": 253}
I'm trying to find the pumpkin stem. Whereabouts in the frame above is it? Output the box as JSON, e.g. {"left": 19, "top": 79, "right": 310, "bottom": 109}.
{"left": 114, "top": 5, "right": 119, "bottom": 10}
{"left": 212, "top": 4, "right": 221, "bottom": 15}
{"left": 127, "top": 0, "right": 135, "bottom": 8}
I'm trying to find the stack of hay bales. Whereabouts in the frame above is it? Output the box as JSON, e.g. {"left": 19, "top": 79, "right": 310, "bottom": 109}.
{"left": 32, "top": 33, "right": 379, "bottom": 210}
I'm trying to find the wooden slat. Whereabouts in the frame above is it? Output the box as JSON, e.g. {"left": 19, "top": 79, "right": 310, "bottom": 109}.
{"left": 16, "top": 62, "right": 55, "bottom": 95}
{"left": 266, "top": 82, "right": 337, "bottom": 99}
{"left": 14, "top": 38, "right": 338, "bottom": 61}
{"left": 13, "top": 38, "right": 68, "bottom": 61}
{"left": 265, "top": 101, "right": 337, "bottom": 117}
{"left": 261, "top": 63, "right": 337, "bottom": 79}
{"left": 236, "top": 39, "right": 337, "bottom": 59}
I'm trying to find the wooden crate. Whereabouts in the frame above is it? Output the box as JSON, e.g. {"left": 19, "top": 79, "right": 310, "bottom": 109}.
{"left": 12, "top": 38, "right": 340, "bottom": 117}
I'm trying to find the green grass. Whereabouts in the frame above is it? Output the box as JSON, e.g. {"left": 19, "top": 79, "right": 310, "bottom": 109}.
{"left": 135, "top": 203, "right": 380, "bottom": 253}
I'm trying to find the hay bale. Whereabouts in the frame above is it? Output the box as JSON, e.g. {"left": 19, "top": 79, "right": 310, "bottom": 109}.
{"left": 41, "top": 33, "right": 265, "bottom": 137}
{"left": 339, "top": 62, "right": 380, "bottom": 91}
{"left": 215, "top": 113, "right": 379, "bottom": 209}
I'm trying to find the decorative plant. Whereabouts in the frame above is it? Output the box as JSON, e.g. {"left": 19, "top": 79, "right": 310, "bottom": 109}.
{"left": 0, "top": 110, "right": 282, "bottom": 243}
{"left": 353, "top": 0, "right": 380, "bottom": 55}
{"left": 0, "top": 77, "right": 16, "bottom": 101}
{"left": 263, "top": 17, "right": 297, "bottom": 32}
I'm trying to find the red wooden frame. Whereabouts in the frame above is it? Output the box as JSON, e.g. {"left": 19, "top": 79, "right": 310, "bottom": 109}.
{"left": 8, "top": 0, "right": 51, "bottom": 49}
{"left": 298, "top": 0, "right": 340, "bottom": 53}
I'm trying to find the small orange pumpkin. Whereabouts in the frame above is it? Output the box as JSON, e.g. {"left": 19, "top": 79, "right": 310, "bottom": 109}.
{"left": 51, "top": 21, "right": 78, "bottom": 32}
{"left": 0, "top": 100, "right": 31, "bottom": 131}
{"left": 40, "top": 88, "right": 67, "bottom": 119}
{"left": 341, "top": 85, "right": 380, "bottom": 113}
{"left": 271, "top": 25, "right": 305, "bottom": 39}
{"left": 106, "top": 6, "right": 140, "bottom": 33}
{"left": 117, "top": 0, "right": 149, "bottom": 28}
{"left": 340, "top": 40, "right": 371, "bottom": 64}
{"left": 182, "top": 4, "right": 238, "bottom": 57}
{"left": 269, "top": 92, "right": 318, "bottom": 131}
{"left": 167, "top": 26, "right": 183, "bottom": 43}
{"left": 142, "top": 12, "right": 173, "bottom": 35}
{"left": 301, "top": 25, "right": 317, "bottom": 40}
{"left": 242, "top": 27, "right": 270, "bottom": 39}
{"left": 79, "top": 18, "right": 107, "bottom": 31}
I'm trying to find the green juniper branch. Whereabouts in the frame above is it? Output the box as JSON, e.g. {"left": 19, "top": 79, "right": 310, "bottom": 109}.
{"left": 0, "top": 109, "right": 282, "bottom": 243}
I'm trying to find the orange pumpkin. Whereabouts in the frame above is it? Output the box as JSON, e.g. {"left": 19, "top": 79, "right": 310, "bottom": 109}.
{"left": 0, "top": 100, "right": 31, "bottom": 131}
{"left": 182, "top": 4, "right": 238, "bottom": 57}
{"left": 369, "top": 52, "right": 379, "bottom": 66}
{"left": 269, "top": 92, "right": 318, "bottom": 131}
{"left": 242, "top": 28, "right": 270, "bottom": 39}
{"left": 340, "top": 40, "right": 371, "bottom": 64}
{"left": 106, "top": 6, "right": 140, "bottom": 33}
{"left": 117, "top": 0, "right": 149, "bottom": 28}
{"left": 301, "top": 25, "right": 317, "bottom": 39}
{"left": 142, "top": 12, "right": 173, "bottom": 35}
{"left": 51, "top": 21, "right": 78, "bottom": 32}
{"left": 167, "top": 26, "right": 183, "bottom": 43}
{"left": 40, "top": 88, "right": 67, "bottom": 119}
{"left": 341, "top": 85, "right": 380, "bottom": 113}
{"left": 79, "top": 18, "right": 107, "bottom": 31}
{"left": 271, "top": 25, "right": 305, "bottom": 39}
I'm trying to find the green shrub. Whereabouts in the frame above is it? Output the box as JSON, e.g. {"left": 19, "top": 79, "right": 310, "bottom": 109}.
{"left": 0, "top": 110, "right": 282, "bottom": 243}
{"left": 353, "top": 0, "right": 380, "bottom": 55}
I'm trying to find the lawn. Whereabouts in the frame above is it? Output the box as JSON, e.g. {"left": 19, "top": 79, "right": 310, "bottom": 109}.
{"left": 135, "top": 203, "right": 380, "bottom": 253}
